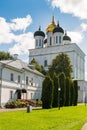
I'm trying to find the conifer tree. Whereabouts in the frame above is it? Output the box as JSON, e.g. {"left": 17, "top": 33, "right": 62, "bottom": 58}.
{"left": 70, "top": 79, "right": 74, "bottom": 106}
{"left": 42, "top": 75, "right": 54, "bottom": 109}
{"left": 52, "top": 73, "right": 60, "bottom": 108}
{"left": 58, "top": 72, "right": 66, "bottom": 107}
{"left": 73, "top": 80, "right": 78, "bottom": 106}
{"left": 65, "top": 77, "right": 70, "bottom": 106}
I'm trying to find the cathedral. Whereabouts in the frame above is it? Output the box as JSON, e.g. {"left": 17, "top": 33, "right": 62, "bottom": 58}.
{"left": 29, "top": 16, "right": 85, "bottom": 80}
{"left": 29, "top": 16, "right": 87, "bottom": 103}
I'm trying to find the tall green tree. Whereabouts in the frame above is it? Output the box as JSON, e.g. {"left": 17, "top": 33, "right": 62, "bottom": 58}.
{"left": 42, "top": 75, "right": 54, "bottom": 109}
{"left": 30, "top": 58, "right": 46, "bottom": 75}
{"left": 70, "top": 79, "right": 75, "bottom": 106}
{"left": 73, "top": 80, "right": 78, "bottom": 106}
{"left": 48, "top": 53, "right": 72, "bottom": 78}
{"left": 0, "top": 51, "right": 14, "bottom": 60}
{"left": 52, "top": 73, "right": 60, "bottom": 108}
{"left": 65, "top": 77, "right": 70, "bottom": 106}
{"left": 58, "top": 72, "right": 66, "bottom": 107}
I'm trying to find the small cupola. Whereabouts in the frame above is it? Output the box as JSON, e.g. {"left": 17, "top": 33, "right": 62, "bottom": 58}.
{"left": 34, "top": 26, "right": 45, "bottom": 38}
{"left": 63, "top": 30, "right": 71, "bottom": 44}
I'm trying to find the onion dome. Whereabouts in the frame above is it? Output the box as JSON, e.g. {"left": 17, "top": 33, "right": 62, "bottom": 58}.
{"left": 34, "top": 26, "right": 45, "bottom": 37}
{"left": 53, "top": 21, "right": 64, "bottom": 34}
{"left": 46, "top": 16, "right": 56, "bottom": 33}
{"left": 44, "top": 39, "right": 47, "bottom": 44}
{"left": 63, "top": 31, "right": 71, "bottom": 41}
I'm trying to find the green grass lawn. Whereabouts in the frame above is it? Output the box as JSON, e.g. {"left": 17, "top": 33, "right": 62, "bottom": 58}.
{"left": 0, "top": 105, "right": 87, "bottom": 130}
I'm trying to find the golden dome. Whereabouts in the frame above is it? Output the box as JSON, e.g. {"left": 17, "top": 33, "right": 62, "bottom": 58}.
{"left": 46, "top": 16, "right": 56, "bottom": 33}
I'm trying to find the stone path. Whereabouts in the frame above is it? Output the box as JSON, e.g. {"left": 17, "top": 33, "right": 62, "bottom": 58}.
{"left": 0, "top": 107, "right": 42, "bottom": 113}
{"left": 0, "top": 108, "right": 26, "bottom": 112}
{"left": 82, "top": 123, "right": 87, "bottom": 130}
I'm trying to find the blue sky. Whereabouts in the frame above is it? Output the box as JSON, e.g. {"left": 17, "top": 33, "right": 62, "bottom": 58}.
{"left": 0, "top": 0, "right": 87, "bottom": 80}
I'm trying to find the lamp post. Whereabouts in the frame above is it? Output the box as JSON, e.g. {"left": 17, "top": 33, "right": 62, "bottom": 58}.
{"left": 58, "top": 87, "right": 61, "bottom": 110}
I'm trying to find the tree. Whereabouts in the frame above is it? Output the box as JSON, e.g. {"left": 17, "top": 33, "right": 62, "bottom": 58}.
{"left": 52, "top": 73, "right": 60, "bottom": 108}
{"left": 48, "top": 53, "right": 72, "bottom": 78}
{"left": 58, "top": 72, "right": 66, "bottom": 107}
{"left": 73, "top": 80, "right": 78, "bottom": 106}
{"left": 42, "top": 75, "right": 54, "bottom": 109}
{"left": 65, "top": 77, "right": 70, "bottom": 106}
{"left": 70, "top": 79, "right": 75, "bottom": 106}
{"left": 30, "top": 58, "right": 46, "bottom": 75}
{"left": 0, "top": 51, "right": 14, "bottom": 60}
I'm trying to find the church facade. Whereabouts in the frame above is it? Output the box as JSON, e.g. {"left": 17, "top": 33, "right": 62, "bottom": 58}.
{"left": 29, "top": 16, "right": 87, "bottom": 103}
{"left": 29, "top": 16, "right": 85, "bottom": 80}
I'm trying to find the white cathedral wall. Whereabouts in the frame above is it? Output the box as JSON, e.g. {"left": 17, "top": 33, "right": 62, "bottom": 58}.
{"left": 78, "top": 80, "right": 87, "bottom": 103}
{"left": 29, "top": 43, "right": 85, "bottom": 80}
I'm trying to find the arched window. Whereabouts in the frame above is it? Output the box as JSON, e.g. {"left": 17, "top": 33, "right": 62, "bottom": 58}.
{"left": 50, "top": 37, "right": 52, "bottom": 45}
{"left": 59, "top": 36, "right": 61, "bottom": 44}
{"left": 39, "top": 39, "right": 41, "bottom": 46}
{"left": 44, "top": 60, "right": 47, "bottom": 67}
{"left": 36, "top": 39, "right": 38, "bottom": 46}
{"left": 56, "top": 36, "right": 58, "bottom": 44}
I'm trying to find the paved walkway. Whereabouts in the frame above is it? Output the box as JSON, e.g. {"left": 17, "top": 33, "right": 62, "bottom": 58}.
{"left": 82, "top": 123, "right": 87, "bottom": 130}
{"left": 0, "top": 107, "right": 42, "bottom": 113}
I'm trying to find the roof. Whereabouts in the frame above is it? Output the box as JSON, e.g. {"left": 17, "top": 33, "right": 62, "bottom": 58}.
{"left": 34, "top": 26, "right": 45, "bottom": 37}
{"left": 53, "top": 23, "right": 64, "bottom": 34}
{"left": 63, "top": 31, "right": 71, "bottom": 41}
{"left": 0, "top": 59, "right": 44, "bottom": 77}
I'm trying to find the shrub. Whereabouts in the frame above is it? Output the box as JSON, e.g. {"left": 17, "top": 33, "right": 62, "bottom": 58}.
{"left": 5, "top": 99, "right": 37, "bottom": 108}
{"left": 5, "top": 100, "right": 26, "bottom": 108}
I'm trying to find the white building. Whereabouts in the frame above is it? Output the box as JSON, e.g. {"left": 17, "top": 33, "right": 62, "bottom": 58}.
{"left": 29, "top": 16, "right": 87, "bottom": 103}
{"left": 0, "top": 56, "right": 44, "bottom": 107}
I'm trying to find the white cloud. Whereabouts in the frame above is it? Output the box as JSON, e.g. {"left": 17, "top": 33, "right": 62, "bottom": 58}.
{"left": 80, "top": 23, "right": 87, "bottom": 32}
{"left": 48, "top": 0, "right": 87, "bottom": 19}
{"left": 0, "top": 15, "right": 32, "bottom": 44}
{"left": 10, "top": 15, "right": 32, "bottom": 32}
{"left": 0, "top": 17, "right": 14, "bottom": 43}
{"left": 0, "top": 15, "right": 35, "bottom": 60}
{"left": 68, "top": 31, "right": 83, "bottom": 44}
{"left": 9, "top": 32, "right": 35, "bottom": 55}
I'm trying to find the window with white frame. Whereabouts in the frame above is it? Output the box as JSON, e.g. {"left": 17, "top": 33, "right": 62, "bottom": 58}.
{"left": 26, "top": 76, "right": 28, "bottom": 85}
{"left": 18, "top": 75, "right": 21, "bottom": 83}
{"left": 39, "top": 39, "right": 41, "bottom": 46}
{"left": 59, "top": 36, "right": 61, "bottom": 44}
{"left": 10, "top": 73, "right": 14, "bottom": 81}
{"left": 31, "top": 78, "right": 33, "bottom": 86}
{"left": 10, "top": 91, "right": 13, "bottom": 99}
{"left": 44, "top": 60, "right": 47, "bottom": 67}
{"left": 36, "top": 39, "right": 38, "bottom": 46}
{"left": 50, "top": 37, "right": 52, "bottom": 45}
{"left": 56, "top": 36, "right": 58, "bottom": 44}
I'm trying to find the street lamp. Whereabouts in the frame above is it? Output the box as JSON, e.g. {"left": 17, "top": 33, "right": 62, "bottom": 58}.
{"left": 58, "top": 87, "right": 61, "bottom": 110}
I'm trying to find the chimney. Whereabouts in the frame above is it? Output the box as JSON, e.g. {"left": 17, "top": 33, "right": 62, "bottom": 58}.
{"left": 13, "top": 54, "right": 18, "bottom": 60}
